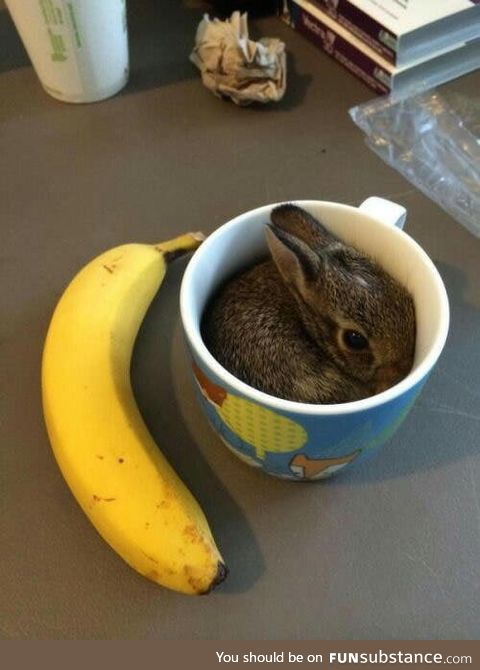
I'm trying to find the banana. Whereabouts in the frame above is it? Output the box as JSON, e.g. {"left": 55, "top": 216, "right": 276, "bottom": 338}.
{"left": 41, "top": 233, "right": 227, "bottom": 595}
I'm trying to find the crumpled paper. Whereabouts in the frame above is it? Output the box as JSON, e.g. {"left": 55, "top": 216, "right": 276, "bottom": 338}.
{"left": 190, "top": 11, "right": 286, "bottom": 106}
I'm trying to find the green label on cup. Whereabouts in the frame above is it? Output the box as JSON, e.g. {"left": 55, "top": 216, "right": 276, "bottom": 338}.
{"left": 39, "top": 0, "right": 69, "bottom": 61}
{"left": 47, "top": 29, "right": 67, "bottom": 62}
{"left": 66, "top": 2, "right": 82, "bottom": 48}
{"left": 39, "top": 0, "right": 84, "bottom": 61}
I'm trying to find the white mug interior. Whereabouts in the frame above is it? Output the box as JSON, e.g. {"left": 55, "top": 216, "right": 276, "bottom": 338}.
{"left": 180, "top": 200, "right": 450, "bottom": 416}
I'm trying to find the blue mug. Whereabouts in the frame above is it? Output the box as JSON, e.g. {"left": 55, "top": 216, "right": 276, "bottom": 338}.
{"left": 180, "top": 198, "right": 449, "bottom": 480}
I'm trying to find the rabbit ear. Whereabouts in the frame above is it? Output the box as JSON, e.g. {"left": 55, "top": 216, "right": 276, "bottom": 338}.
{"left": 270, "top": 203, "right": 338, "bottom": 249}
{"left": 266, "top": 224, "right": 320, "bottom": 295}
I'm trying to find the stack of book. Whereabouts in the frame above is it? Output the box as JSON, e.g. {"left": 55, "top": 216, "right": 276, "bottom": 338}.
{"left": 279, "top": 0, "right": 480, "bottom": 95}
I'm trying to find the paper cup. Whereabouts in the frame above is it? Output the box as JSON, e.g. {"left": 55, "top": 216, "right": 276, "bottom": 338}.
{"left": 5, "top": 0, "right": 129, "bottom": 103}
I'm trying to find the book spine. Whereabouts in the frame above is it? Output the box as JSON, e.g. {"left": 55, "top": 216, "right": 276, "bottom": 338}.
{"left": 282, "top": 0, "right": 391, "bottom": 95}
{"left": 308, "top": 0, "right": 398, "bottom": 64}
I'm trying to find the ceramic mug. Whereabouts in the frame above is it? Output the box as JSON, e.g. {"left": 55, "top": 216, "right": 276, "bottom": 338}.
{"left": 180, "top": 198, "right": 449, "bottom": 480}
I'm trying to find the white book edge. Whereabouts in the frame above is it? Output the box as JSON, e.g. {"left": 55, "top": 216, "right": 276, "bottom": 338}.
{"left": 348, "top": 0, "right": 480, "bottom": 34}
{"left": 307, "top": 0, "right": 480, "bottom": 66}
{"left": 294, "top": 0, "right": 478, "bottom": 72}
{"left": 288, "top": 0, "right": 480, "bottom": 95}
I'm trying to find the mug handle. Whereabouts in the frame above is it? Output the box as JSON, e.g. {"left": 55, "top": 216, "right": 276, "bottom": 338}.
{"left": 358, "top": 196, "right": 407, "bottom": 230}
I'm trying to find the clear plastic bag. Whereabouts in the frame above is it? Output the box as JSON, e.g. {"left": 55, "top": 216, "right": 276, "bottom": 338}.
{"left": 349, "top": 90, "right": 480, "bottom": 237}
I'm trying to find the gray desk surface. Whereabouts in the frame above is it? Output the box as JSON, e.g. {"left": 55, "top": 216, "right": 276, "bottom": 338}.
{"left": 2, "top": 0, "right": 480, "bottom": 641}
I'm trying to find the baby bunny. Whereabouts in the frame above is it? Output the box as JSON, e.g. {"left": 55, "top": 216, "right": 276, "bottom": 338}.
{"left": 201, "top": 204, "right": 416, "bottom": 404}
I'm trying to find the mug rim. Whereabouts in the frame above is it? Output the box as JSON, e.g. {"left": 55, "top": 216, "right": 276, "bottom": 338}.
{"left": 180, "top": 200, "right": 450, "bottom": 416}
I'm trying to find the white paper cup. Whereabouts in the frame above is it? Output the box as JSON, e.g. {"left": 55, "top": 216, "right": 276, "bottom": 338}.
{"left": 5, "top": 0, "right": 129, "bottom": 103}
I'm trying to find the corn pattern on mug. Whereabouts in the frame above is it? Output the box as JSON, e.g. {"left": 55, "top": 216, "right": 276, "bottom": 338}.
{"left": 180, "top": 198, "right": 449, "bottom": 480}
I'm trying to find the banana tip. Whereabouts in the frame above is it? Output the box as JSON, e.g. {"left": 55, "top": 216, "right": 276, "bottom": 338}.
{"left": 158, "top": 231, "right": 207, "bottom": 263}
{"left": 200, "top": 561, "right": 228, "bottom": 595}
{"left": 191, "top": 231, "right": 206, "bottom": 242}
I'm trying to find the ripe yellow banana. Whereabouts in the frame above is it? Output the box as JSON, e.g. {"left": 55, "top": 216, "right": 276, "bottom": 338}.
{"left": 41, "top": 233, "right": 227, "bottom": 595}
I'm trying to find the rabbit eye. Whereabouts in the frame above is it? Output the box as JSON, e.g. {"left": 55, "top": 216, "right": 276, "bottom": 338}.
{"left": 343, "top": 329, "right": 369, "bottom": 351}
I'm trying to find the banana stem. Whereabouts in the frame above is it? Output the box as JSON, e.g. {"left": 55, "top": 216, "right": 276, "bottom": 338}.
{"left": 155, "top": 232, "right": 206, "bottom": 261}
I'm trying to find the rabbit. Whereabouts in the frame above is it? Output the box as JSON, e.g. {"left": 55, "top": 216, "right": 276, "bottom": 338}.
{"left": 201, "top": 203, "right": 416, "bottom": 404}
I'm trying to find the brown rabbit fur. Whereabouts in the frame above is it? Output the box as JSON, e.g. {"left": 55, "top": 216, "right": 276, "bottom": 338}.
{"left": 201, "top": 204, "right": 416, "bottom": 404}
